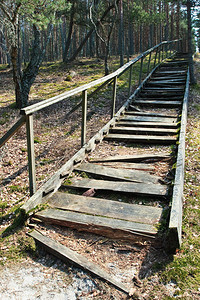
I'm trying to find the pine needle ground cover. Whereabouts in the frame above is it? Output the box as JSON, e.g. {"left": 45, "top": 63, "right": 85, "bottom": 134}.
{"left": 0, "top": 55, "right": 199, "bottom": 298}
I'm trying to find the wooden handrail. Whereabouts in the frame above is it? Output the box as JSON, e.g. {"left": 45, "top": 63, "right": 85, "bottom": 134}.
{"left": 1, "top": 39, "right": 180, "bottom": 196}
{"left": 20, "top": 40, "right": 180, "bottom": 116}
{"left": 0, "top": 116, "right": 26, "bottom": 148}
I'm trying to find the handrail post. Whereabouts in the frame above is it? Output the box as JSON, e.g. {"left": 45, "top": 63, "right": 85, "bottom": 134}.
{"left": 153, "top": 48, "right": 158, "bottom": 68}
{"left": 81, "top": 90, "right": 87, "bottom": 147}
{"left": 139, "top": 56, "right": 144, "bottom": 86}
{"left": 128, "top": 65, "right": 133, "bottom": 97}
{"left": 165, "top": 43, "right": 168, "bottom": 59}
{"left": 26, "top": 115, "right": 36, "bottom": 196}
{"left": 147, "top": 52, "right": 152, "bottom": 76}
{"left": 162, "top": 45, "right": 164, "bottom": 61}
{"left": 111, "top": 76, "right": 117, "bottom": 118}
{"left": 158, "top": 46, "right": 161, "bottom": 63}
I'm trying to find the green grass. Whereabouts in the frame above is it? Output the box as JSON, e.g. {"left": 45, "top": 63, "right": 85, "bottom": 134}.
{"left": 149, "top": 56, "right": 200, "bottom": 297}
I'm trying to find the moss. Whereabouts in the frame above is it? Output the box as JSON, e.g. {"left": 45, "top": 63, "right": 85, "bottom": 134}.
{"left": 39, "top": 158, "right": 53, "bottom": 165}
{"left": 9, "top": 102, "right": 17, "bottom": 109}
{"left": 8, "top": 185, "right": 26, "bottom": 193}
{"left": 65, "top": 75, "right": 72, "bottom": 81}
{"left": 34, "top": 137, "right": 42, "bottom": 144}
{"left": 0, "top": 201, "right": 8, "bottom": 214}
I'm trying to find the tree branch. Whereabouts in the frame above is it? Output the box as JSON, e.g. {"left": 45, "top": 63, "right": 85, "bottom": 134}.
{"left": 0, "top": 3, "right": 12, "bottom": 22}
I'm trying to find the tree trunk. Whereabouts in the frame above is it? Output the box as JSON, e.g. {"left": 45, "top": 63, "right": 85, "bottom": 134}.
{"left": 187, "top": 0, "right": 196, "bottom": 84}
{"left": 11, "top": 45, "right": 22, "bottom": 108}
{"left": 119, "top": 0, "right": 124, "bottom": 66}
{"left": 18, "top": 24, "right": 53, "bottom": 108}
{"left": 63, "top": 2, "right": 75, "bottom": 62}
{"left": 67, "top": 0, "right": 120, "bottom": 62}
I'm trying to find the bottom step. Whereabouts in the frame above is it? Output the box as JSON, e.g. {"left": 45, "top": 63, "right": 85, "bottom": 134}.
{"left": 29, "top": 230, "right": 130, "bottom": 294}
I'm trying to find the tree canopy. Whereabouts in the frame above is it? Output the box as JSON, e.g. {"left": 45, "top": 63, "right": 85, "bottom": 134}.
{"left": 0, "top": 0, "right": 198, "bottom": 108}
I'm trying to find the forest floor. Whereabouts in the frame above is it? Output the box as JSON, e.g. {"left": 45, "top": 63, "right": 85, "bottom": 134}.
{"left": 0, "top": 55, "right": 200, "bottom": 299}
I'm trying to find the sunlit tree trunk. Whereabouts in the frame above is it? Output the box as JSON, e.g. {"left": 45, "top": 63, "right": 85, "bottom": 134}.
{"left": 187, "top": 0, "right": 196, "bottom": 84}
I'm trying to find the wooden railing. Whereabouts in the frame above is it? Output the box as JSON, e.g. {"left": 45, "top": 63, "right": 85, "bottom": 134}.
{"left": 0, "top": 39, "right": 181, "bottom": 196}
{"left": 167, "top": 67, "right": 190, "bottom": 252}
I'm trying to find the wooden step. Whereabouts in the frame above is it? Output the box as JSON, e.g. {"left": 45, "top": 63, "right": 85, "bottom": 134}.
{"left": 110, "top": 126, "right": 177, "bottom": 136}
{"left": 147, "top": 80, "right": 185, "bottom": 84}
{"left": 164, "top": 60, "right": 188, "bottom": 64}
{"left": 142, "top": 87, "right": 184, "bottom": 92}
{"left": 48, "top": 192, "right": 163, "bottom": 225}
{"left": 74, "top": 162, "right": 160, "bottom": 183}
{"left": 140, "top": 91, "right": 184, "bottom": 96}
{"left": 63, "top": 178, "right": 168, "bottom": 197}
{"left": 149, "top": 80, "right": 185, "bottom": 84}
{"left": 29, "top": 230, "right": 130, "bottom": 294}
{"left": 116, "top": 121, "right": 178, "bottom": 128}
{"left": 98, "top": 162, "right": 155, "bottom": 171}
{"left": 120, "top": 115, "right": 177, "bottom": 123}
{"left": 155, "top": 70, "right": 187, "bottom": 75}
{"left": 146, "top": 83, "right": 184, "bottom": 88}
{"left": 34, "top": 208, "right": 159, "bottom": 239}
{"left": 135, "top": 97, "right": 183, "bottom": 101}
{"left": 133, "top": 100, "right": 182, "bottom": 107}
{"left": 139, "top": 93, "right": 183, "bottom": 98}
{"left": 105, "top": 133, "right": 177, "bottom": 144}
{"left": 151, "top": 76, "right": 186, "bottom": 81}
{"left": 91, "top": 153, "right": 171, "bottom": 163}
{"left": 124, "top": 111, "right": 177, "bottom": 118}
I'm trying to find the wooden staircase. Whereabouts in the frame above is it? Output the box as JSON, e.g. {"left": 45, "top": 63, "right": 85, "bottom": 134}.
{"left": 30, "top": 55, "right": 188, "bottom": 239}
{"left": 26, "top": 53, "right": 189, "bottom": 294}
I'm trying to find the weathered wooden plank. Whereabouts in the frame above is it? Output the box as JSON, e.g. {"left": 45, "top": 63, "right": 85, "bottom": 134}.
{"left": 91, "top": 152, "right": 171, "bottom": 163}
{"left": 147, "top": 82, "right": 185, "bottom": 86}
{"left": 99, "top": 161, "right": 155, "bottom": 171}
{"left": 26, "top": 115, "right": 36, "bottom": 196}
{"left": 151, "top": 76, "right": 186, "bottom": 80}
{"left": 110, "top": 126, "right": 177, "bottom": 135}
{"left": 34, "top": 208, "right": 158, "bottom": 237}
{"left": 63, "top": 178, "right": 168, "bottom": 197}
{"left": 148, "top": 79, "right": 185, "bottom": 84}
{"left": 74, "top": 162, "right": 160, "bottom": 183}
{"left": 164, "top": 60, "right": 188, "bottom": 64}
{"left": 167, "top": 67, "right": 190, "bottom": 253}
{"left": 120, "top": 115, "right": 177, "bottom": 123}
{"left": 140, "top": 91, "right": 183, "bottom": 96}
{"left": 0, "top": 116, "right": 26, "bottom": 148}
{"left": 105, "top": 133, "right": 177, "bottom": 144}
{"left": 29, "top": 230, "right": 130, "bottom": 294}
{"left": 135, "top": 97, "right": 183, "bottom": 101}
{"left": 154, "top": 70, "right": 186, "bottom": 75}
{"left": 48, "top": 192, "right": 163, "bottom": 225}
{"left": 116, "top": 121, "right": 178, "bottom": 128}
{"left": 136, "top": 95, "right": 183, "bottom": 99}
{"left": 21, "top": 147, "right": 86, "bottom": 214}
{"left": 142, "top": 87, "right": 184, "bottom": 91}
{"left": 133, "top": 100, "right": 182, "bottom": 107}
{"left": 124, "top": 111, "right": 177, "bottom": 118}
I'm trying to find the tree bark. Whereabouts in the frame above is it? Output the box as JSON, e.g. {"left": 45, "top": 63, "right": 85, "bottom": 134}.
{"left": 119, "top": 0, "right": 124, "bottom": 66}
{"left": 11, "top": 44, "right": 22, "bottom": 108}
{"left": 16, "top": 25, "right": 53, "bottom": 108}
{"left": 187, "top": 0, "right": 196, "bottom": 84}
{"left": 63, "top": 2, "right": 75, "bottom": 62}
{"left": 67, "top": 0, "right": 120, "bottom": 62}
